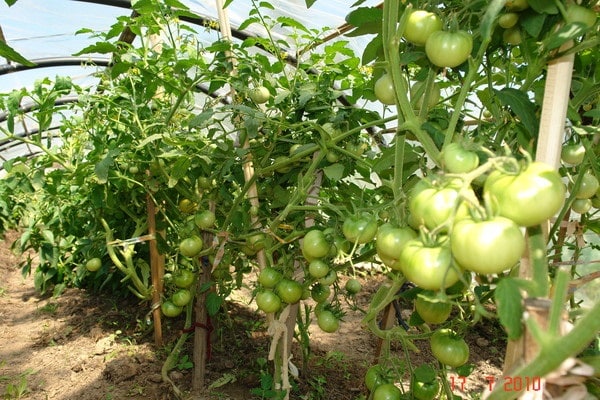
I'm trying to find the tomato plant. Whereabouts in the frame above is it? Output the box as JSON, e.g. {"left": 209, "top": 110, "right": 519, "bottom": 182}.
{"left": 484, "top": 161, "right": 566, "bottom": 227}
{"left": 403, "top": 10, "right": 443, "bottom": 46}
{"left": 572, "top": 172, "right": 599, "bottom": 199}
{"left": 430, "top": 329, "right": 469, "bottom": 367}
{"left": 345, "top": 278, "right": 362, "bottom": 295}
{"left": 194, "top": 210, "right": 216, "bottom": 230}
{"left": 572, "top": 198, "right": 592, "bottom": 214}
{"left": 505, "top": 0, "right": 529, "bottom": 12}
{"left": 376, "top": 225, "right": 417, "bottom": 268}
{"left": 365, "top": 364, "right": 390, "bottom": 392}
{"left": 311, "top": 283, "right": 331, "bottom": 303}
{"left": 308, "top": 259, "right": 330, "bottom": 279}
{"left": 411, "top": 364, "right": 440, "bottom": 400}
{"left": 258, "top": 267, "right": 282, "bottom": 288}
{"left": 408, "top": 179, "right": 470, "bottom": 231}
{"left": 425, "top": 30, "right": 473, "bottom": 68}
{"left": 498, "top": 13, "right": 519, "bottom": 29}
{"left": 451, "top": 216, "right": 525, "bottom": 275}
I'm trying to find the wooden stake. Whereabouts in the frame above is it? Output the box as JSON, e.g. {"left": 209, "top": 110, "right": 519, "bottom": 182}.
{"left": 146, "top": 191, "right": 164, "bottom": 347}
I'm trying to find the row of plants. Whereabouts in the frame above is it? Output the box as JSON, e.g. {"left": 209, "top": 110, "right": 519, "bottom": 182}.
{"left": 0, "top": 0, "right": 599, "bottom": 398}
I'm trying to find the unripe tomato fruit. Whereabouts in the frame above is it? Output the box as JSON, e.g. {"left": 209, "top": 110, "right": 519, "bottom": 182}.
{"left": 345, "top": 278, "right": 362, "bottom": 295}
{"left": 425, "top": 30, "right": 473, "bottom": 68}
{"left": 561, "top": 143, "right": 585, "bottom": 165}
{"left": 302, "top": 229, "right": 330, "bottom": 260}
{"left": 179, "top": 236, "right": 203, "bottom": 258}
{"left": 451, "top": 216, "right": 525, "bottom": 275}
{"left": 399, "top": 239, "right": 461, "bottom": 290}
{"left": 86, "top": 257, "right": 102, "bottom": 272}
{"left": 173, "top": 269, "right": 195, "bottom": 288}
{"left": 194, "top": 210, "right": 216, "bottom": 230}
{"left": 415, "top": 293, "right": 452, "bottom": 324}
{"left": 373, "top": 383, "right": 401, "bottom": 400}
{"left": 171, "top": 289, "right": 192, "bottom": 307}
{"left": 572, "top": 198, "right": 592, "bottom": 214}
{"left": 276, "top": 279, "right": 303, "bottom": 304}
{"left": 441, "top": 143, "right": 479, "bottom": 174}
{"left": 258, "top": 267, "right": 282, "bottom": 289}
{"left": 249, "top": 86, "right": 270, "bottom": 104}
{"left": 403, "top": 10, "right": 443, "bottom": 46}
{"left": 308, "top": 259, "right": 330, "bottom": 279}
{"left": 317, "top": 310, "right": 340, "bottom": 333}
{"left": 505, "top": 0, "right": 529, "bottom": 12}
{"left": 374, "top": 74, "right": 396, "bottom": 105}
{"left": 498, "top": 13, "right": 519, "bottom": 29}
{"left": 342, "top": 214, "right": 378, "bottom": 244}
{"left": 484, "top": 161, "right": 565, "bottom": 227}
{"left": 430, "top": 329, "right": 469, "bottom": 367}
{"left": 178, "top": 198, "right": 197, "bottom": 214}
{"left": 256, "top": 290, "right": 281, "bottom": 313}
{"left": 161, "top": 300, "right": 184, "bottom": 318}
{"left": 572, "top": 172, "right": 599, "bottom": 199}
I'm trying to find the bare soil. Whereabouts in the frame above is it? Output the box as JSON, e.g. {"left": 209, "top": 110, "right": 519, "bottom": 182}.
{"left": 0, "top": 230, "right": 504, "bottom": 400}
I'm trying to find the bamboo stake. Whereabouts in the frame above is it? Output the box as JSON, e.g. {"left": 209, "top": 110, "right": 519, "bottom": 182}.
{"left": 502, "top": 41, "right": 574, "bottom": 398}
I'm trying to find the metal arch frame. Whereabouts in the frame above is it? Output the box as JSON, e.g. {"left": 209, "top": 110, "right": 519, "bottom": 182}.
{"left": 0, "top": 57, "right": 110, "bottom": 76}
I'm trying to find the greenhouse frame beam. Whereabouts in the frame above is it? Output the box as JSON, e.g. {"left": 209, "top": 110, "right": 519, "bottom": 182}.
{"left": 0, "top": 57, "right": 110, "bottom": 76}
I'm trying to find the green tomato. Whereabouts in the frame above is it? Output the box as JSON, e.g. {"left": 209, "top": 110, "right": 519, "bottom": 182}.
{"left": 173, "top": 269, "right": 195, "bottom": 288}
{"left": 376, "top": 225, "right": 417, "bottom": 269}
{"left": 484, "top": 161, "right": 566, "bottom": 227}
{"left": 410, "top": 81, "right": 441, "bottom": 111}
{"left": 256, "top": 290, "right": 282, "bottom": 313}
{"left": 411, "top": 377, "right": 440, "bottom": 400}
{"left": 171, "top": 289, "right": 192, "bottom": 307}
{"left": 403, "top": 10, "right": 443, "bottom": 46}
{"left": 573, "top": 172, "right": 599, "bottom": 199}
{"left": 308, "top": 259, "right": 330, "bottom": 279}
{"left": 276, "top": 279, "right": 303, "bottom": 304}
{"left": 258, "top": 267, "right": 283, "bottom": 289}
{"left": 409, "top": 179, "right": 471, "bottom": 231}
{"left": 85, "top": 257, "right": 102, "bottom": 272}
{"left": 179, "top": 236, "right": 203, "bottom": 258}
{"left": 451, "top": 216, "right": 525, "bottom": 275}
{"left": 345, "top": 278, "right": 362, "bottom": 295}
{"left": 572, "top": 198, "right": 592, "bottom": 214}
{"left": 302, "top": 229, "right": 331, "bottom": 261}
{"left": 441, "top": 143, "right": 479, "bottom": 174}
{"left": 342, "top": 214, "right": 378, "bottom": 244}
{"left": 161, "top": 300, "right": 184, "bottom": 318}
{"left": 194, "top": 210, "right": 216, "bottom": 230}
{"left": 503, "top": 27, "right": 522, "bottom": 45}
{"left": 374, "top": 74, "right": 396, "bottom": 105}
{"left": 566, "top": 4, "right": 597, "bottom": 28}
{"left": 430, "top": 329, "right": 470, "bottom": 367}
{"left": 425, "top": 30, "right": 473, "bottom": 68}
{"left": 561, "top": 143, "right": 586, "bottom": 165}
{"left": 365, "top": 365, "right": 391, "bottom": 392}
{"left": 373, "top": 383, "right": 401, "bottom": 400}
{"left": 415, "top": 292, "right": 452, "bottom": 325}
{"left": 498, "top": 13, "right": 519, "bottom": 29}
{"left": 317, "top": 310, "right": 340, "bottom": 333}
{"left": 249, "top": 86, "right": 271, "bottom": 104}
{"left": 399, "top": 239, "right": 461, "bottom": 291}
{"left": 318, "top": 269, "right": 338, "bottom": 286}
{"left": 178, "top": 198, "right": 197, "bottom": 214}
{"left": 311, "top": 283, "right": 331, "bottom": 303}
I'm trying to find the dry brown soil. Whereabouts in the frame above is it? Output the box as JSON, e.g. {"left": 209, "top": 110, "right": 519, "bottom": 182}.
{"left": 0, "top": 230, "right": 504, "bottom": 399}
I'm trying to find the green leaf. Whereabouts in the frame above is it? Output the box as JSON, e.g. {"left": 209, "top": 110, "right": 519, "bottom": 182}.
{"left": 542, "top": 23, "right": 587, "bottom": 51}
{"left": 480, "top": 0, "right": 509, "bottom": 41}
{"left": 520, "top": 12, "right": 547, "bottom": 38}
{"left": 206, "top": 291, "right": 223, "bottom": 316}
{"left": 345, "top": 7, "right": 382, "bottom": 27}
{"left": 4, "top": 0, "right": 19, "bottom": 5}
{"left": 528, "top": 0, "right": 558, "bottom": 14}
{"left": 494, "top": 88, "right": 538, "bottom": 138}
{"left": 0, "top": 41, "right": 35, "bottom": 66}
{"left": 305, "top": 0, "right": 317, "bottom": 7}
{"left": 323, "top": 163, "right": 344, "bottom": 181}
{"left": 73, "top": 42, "right": 118, "bottom": 56}
{"left": 413, "top": 364, "right": 436, "bottom": 383}
{"left": 495, "top": 278, "right": 523, "bottom": 340}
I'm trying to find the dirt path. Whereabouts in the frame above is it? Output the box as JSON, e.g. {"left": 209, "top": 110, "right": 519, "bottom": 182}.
{"left": 0, "top": 231, "right": 503, "bottom": 399}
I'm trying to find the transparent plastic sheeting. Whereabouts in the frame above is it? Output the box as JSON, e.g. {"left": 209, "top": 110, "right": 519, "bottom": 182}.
{"left": 0, "top": 0, "right": 379, "bottom": 165}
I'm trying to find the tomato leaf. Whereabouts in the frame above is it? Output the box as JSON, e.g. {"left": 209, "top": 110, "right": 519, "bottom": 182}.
{"left": 480, "top": 0, "right": 507, "bottom": 41}
{"left": 494, "top": 88, "right": 538, "bottom": 138}
{"left": 323, "top": 163, "right": 344, "bottom": 181}
{"left": 345, "top": 7, "right": 382, "bottom": 35}
{"left": 361, "top": 34, "right": 383, "bottom": 65}
{"left": 527, "top": 0, "right": 558, "bottom": 14}
{"left": 495, "top": 278, "right": 523, "bottom": 340}
{"left": 206, "top": 291, "right": 223, "bottom": 316}
{"left": 413, "top": 364, "right": 436, "bottom": 383}
{"left": 0, "top": 41, "right": 35, "bottom": 66}
{"left": 542, "top": 23, "right": 588, "bottom": 51}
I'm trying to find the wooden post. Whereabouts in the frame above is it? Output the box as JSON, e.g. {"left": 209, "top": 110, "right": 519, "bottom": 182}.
{"left": 147, "top": 191, "right": 164, "bottom": 346}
